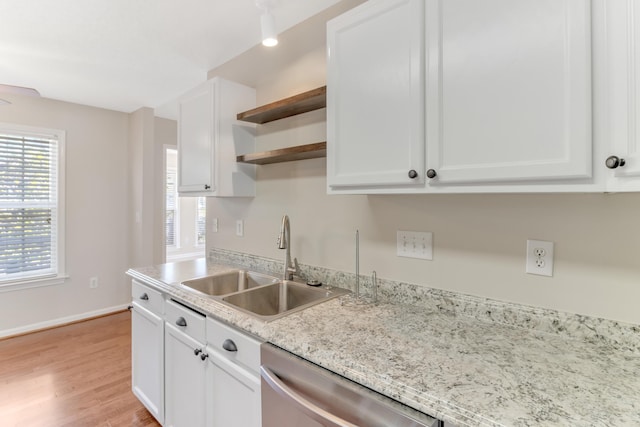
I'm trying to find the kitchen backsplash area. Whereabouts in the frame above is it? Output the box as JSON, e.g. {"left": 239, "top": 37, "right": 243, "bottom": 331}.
{"left": 209, "top": 248, "right": 640, "bottom": 354}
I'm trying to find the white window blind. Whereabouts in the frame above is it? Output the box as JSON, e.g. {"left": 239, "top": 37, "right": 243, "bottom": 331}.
{"left": 166, "top": 166, "right": 177, "bottom": 247}
{"left": 196, "top": 197, "right": 206, "bottom": 246}
{"left": 0, "top": 128, "right": 61, "bottom": 283}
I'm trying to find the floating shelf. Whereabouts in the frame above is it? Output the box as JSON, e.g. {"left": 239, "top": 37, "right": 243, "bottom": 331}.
{"left": 237, "top": 86, "right": 326, "bottom": 124}
{"left": 237, "top": 142, "right": 326, "bottom": 165}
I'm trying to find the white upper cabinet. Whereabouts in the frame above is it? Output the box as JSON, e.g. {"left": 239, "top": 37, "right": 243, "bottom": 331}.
{"left": 426, "top": 0, "right": 592, "bottom": 189}
{"left": 327, "top": 0, "right": 603, "bottom": 194}
{"left": 178, "top": 77, "right": 256, "bottom": 197}
{"left": 604, "top": 0, "right": 640, "bottom": 191}
{"left": 327, "top": 0, "right": 425, "bottom": 191}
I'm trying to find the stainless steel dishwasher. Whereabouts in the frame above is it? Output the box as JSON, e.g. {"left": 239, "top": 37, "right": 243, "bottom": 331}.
{"left": 261, "top": 343, "right": 439, "bottom": 427}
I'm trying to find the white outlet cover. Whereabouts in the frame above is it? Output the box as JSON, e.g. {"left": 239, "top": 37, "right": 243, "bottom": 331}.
{"left": 210, "top": 218, "right": 218, "bottom": 233}
{"left": 397, "top": 230, "right": 433, "bottom": 260}
{"left": 526, "top": 239, "right": 554, "bottom": 277}
{"left": 236, "top": 219, "right": 244, "bottom": 237}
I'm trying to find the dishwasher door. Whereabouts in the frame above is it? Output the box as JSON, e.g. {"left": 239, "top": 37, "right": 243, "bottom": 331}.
{"left": 260, "top": 343, "right": 438, "bottom": 427}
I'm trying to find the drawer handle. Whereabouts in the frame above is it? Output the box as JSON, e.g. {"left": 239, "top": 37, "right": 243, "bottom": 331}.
{"left": 176, "top": 317, "right": 187, "bottom": 327}
{"left": 139, "top": 293, "right": 149, "bottom": 301}
{"left": 222, "top": 339, "right": 238, "bottom": 352}
{"left": 194, "top": 348, "right": 202, "bottom": 356}
{"left": 200, "top": 352, "right": 209, "bottom": 361}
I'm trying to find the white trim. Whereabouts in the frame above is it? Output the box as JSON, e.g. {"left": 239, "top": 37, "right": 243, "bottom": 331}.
{"left": 0, "top": 274, "right": 69, "bottom": 293}
{"left": 0, "top": 303, "right": 130, "bottom": 339}
{"left": 166, "top": 251, "right": 204, "bottom": 262}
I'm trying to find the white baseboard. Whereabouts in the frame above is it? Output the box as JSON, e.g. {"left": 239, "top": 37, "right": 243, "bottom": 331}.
{"left": 0, "top": 303, "right": 131, "bottom": 339}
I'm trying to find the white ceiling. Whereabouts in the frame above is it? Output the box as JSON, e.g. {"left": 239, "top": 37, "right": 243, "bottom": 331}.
{"left": 0, "top": 0, "right": 342, "bottom": 114}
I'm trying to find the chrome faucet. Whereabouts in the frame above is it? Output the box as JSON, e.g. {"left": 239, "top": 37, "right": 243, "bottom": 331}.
{"left": 277, "top": 215, "right": 297, "bottom": 280}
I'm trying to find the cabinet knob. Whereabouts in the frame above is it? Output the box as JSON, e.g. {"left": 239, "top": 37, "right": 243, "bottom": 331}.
{"left": 200, "top": 352, "right": 208, "bottom": 361}
{"left": 204, "top": 184, "right": 211, "bottom": 190}
{"left": 605, "top": 156, "right": 626, "bottom": 169}
{"left": 175, "top": 317, "right": 187, "bottom": 327}
{"left": 408, "top": 170, "right": 418, "bottom": 179}
{"left": 222, "top": 339, "right": 238, "bottom": 352}
{"left": 139, "top": 293, "right": 149, "bottom": 301}
{"left": 426, "top": 169, "right": 437, "bottom": 179}
{"left": 194, "top": 348, "right": 202, "bottom": 356}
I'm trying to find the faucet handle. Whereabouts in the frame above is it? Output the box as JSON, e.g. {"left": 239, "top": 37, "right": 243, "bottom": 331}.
{"left": 293, "top": 258, "right": 300, "bottom": 275}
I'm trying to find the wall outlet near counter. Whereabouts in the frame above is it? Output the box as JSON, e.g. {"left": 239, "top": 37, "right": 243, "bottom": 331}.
{"left": 236, "top": 220, "right": 244, "bottom": 237}
{"left": 526, "top": 240, "right": 554, "bottom": 277}
{"left": 397, "top": 231, "right": 433, "bottom": 260}
{"left": 89, "top": 277, "right": 99, "bottom": 289}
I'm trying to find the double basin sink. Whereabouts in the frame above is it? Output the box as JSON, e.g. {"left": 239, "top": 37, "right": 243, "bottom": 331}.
{"left": 180, "top": 269, "right": 349, "bottom": 321}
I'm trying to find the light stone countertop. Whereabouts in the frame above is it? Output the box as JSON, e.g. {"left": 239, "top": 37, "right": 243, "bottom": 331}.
{"left": 127, "top": 258, "right": 640, "bottom": 427}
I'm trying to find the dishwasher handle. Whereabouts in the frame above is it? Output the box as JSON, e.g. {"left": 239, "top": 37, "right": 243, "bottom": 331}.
{"left": 260, "top": 365, "right": 358, "bottom": 427}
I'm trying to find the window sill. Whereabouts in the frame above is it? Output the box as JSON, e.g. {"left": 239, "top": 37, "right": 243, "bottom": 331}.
{"left": 0, "top": 274, "right": 69, "bottom": 293}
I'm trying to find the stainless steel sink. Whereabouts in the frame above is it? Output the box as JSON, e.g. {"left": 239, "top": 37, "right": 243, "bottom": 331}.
{"left": 181, "top": 270, "right": 280, "bottom": 297}
{"left": 221, "top": 280, "right": 349, "bottom": 321}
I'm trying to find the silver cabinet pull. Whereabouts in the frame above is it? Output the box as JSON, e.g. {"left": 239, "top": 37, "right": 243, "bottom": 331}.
{"left": 175, "top": 317, "right": 187, "bottom": 327}
{"left": 140, "top": 293, "right": 149, "bottom": 301}
{"left": 605, "top": 156, "right": 626, "bottom": 169}
{"left": 222, "top": 339, "right": 237, "bottom": 352}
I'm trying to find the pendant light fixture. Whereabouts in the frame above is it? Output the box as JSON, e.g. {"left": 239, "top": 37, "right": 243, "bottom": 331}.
{"left": 256, "top": 0, "right": 278, "bottom": 47}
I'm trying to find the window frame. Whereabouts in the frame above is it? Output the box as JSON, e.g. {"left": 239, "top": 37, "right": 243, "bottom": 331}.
{"left": 0, "top": 123, "right": 66, "bottom": 292}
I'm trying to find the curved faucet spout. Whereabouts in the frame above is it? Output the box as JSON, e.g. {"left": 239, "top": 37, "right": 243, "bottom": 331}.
{"left": 277, "top": 215, "right": 296, "bottom": 280}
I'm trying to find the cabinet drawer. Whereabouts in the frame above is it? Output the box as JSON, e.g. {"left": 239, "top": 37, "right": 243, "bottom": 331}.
{"left": 165, "top": 299, "right": 206, "bottom": 343}
{"left": 206, "top": 317, "right": 262, "bottom": 373}
{"left": 131, "top": 280, "right": 164, "bottom": 315}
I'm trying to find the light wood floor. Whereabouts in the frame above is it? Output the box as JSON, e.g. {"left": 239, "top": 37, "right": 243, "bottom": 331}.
{"left": 0, "top": 311, "right": 161, "bottom": 427}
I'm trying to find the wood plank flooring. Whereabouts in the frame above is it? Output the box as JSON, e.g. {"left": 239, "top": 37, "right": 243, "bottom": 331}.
{"left": 0, "top": 311, "right": 160, "bottom": 427}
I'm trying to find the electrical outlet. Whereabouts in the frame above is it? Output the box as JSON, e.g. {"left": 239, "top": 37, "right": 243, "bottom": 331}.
{"left": 89, "top": 277, "right": 99, "bottom": 289}
{"left": 397, "top": 231, "right": 433, "bottom": 260}
{"left": 526, "top": 240, "right": 554, "bottom": 277}
{"left": 236, "top": 220, "right": 244, "bottom": 237}
{"left": 210, "top": 218, "right": 218, "bottom": 233}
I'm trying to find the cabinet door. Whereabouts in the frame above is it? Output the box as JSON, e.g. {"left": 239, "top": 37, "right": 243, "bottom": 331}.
{"left": 178, "top": 81, "right": 215, "bottom": 194}
{"left": 206, "top": 351, "right": 261, "bottom": 427}
{"left": 605, "top": 0, "right": 640, "bottom": 190}
{"left": 426, "top": 0, "right": 592, "bottom": 186}
{"left": 327, "top": 0, "right": 425, "bottom": 190}
{"left": 131, "top": 303, "right": 164, "bottom": 425}
{"left": 164, "top": 323, "right": 207, "bottom": 427}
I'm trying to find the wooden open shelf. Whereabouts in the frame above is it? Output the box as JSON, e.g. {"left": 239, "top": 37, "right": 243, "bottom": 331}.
{"left": 237, "top": 142, "right": 326, "bottom": 165}
{"left": 237, "top": 86, "right": 326, "bottom": 124}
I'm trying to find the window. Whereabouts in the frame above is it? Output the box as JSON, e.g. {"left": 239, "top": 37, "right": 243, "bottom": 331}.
{"left": 165, "top": 148, "right": 205, "bottom": 262}
{"left": 196, "top": 197, "right": 206, "bottom": 246}
{"left": 0, "top": 124, "right": 65, "bottom": 288}
{"left": 166, "top": 166, "right": 178, "bottom": 247}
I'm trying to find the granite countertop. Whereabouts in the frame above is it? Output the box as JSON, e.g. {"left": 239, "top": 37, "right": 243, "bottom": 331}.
{"left": 127, "top": 258, "right": 640, "bottom": 427}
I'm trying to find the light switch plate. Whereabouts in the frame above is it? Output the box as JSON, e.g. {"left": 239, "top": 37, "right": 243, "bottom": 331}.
{"left": 235, "top": 220, "right": 244, "bottom": 237}
{"left": 397, "top": 231, "right": 433, "bottom": 260}
{"left": 210, "top": 218, "right": 218, "bottom": 233}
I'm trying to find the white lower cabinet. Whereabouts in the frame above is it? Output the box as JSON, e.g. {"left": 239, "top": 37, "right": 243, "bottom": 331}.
{"left": 205, "top": 317, "right": 262, "bottom": 427}
{"left": 164, "top": 300, "right": 208, "bottom": 427}
{"left": 131, "top": 281, "right": 164, "bottom": 425}
{"left": 132, "top": 291, "right": 262, "bottom": 427}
